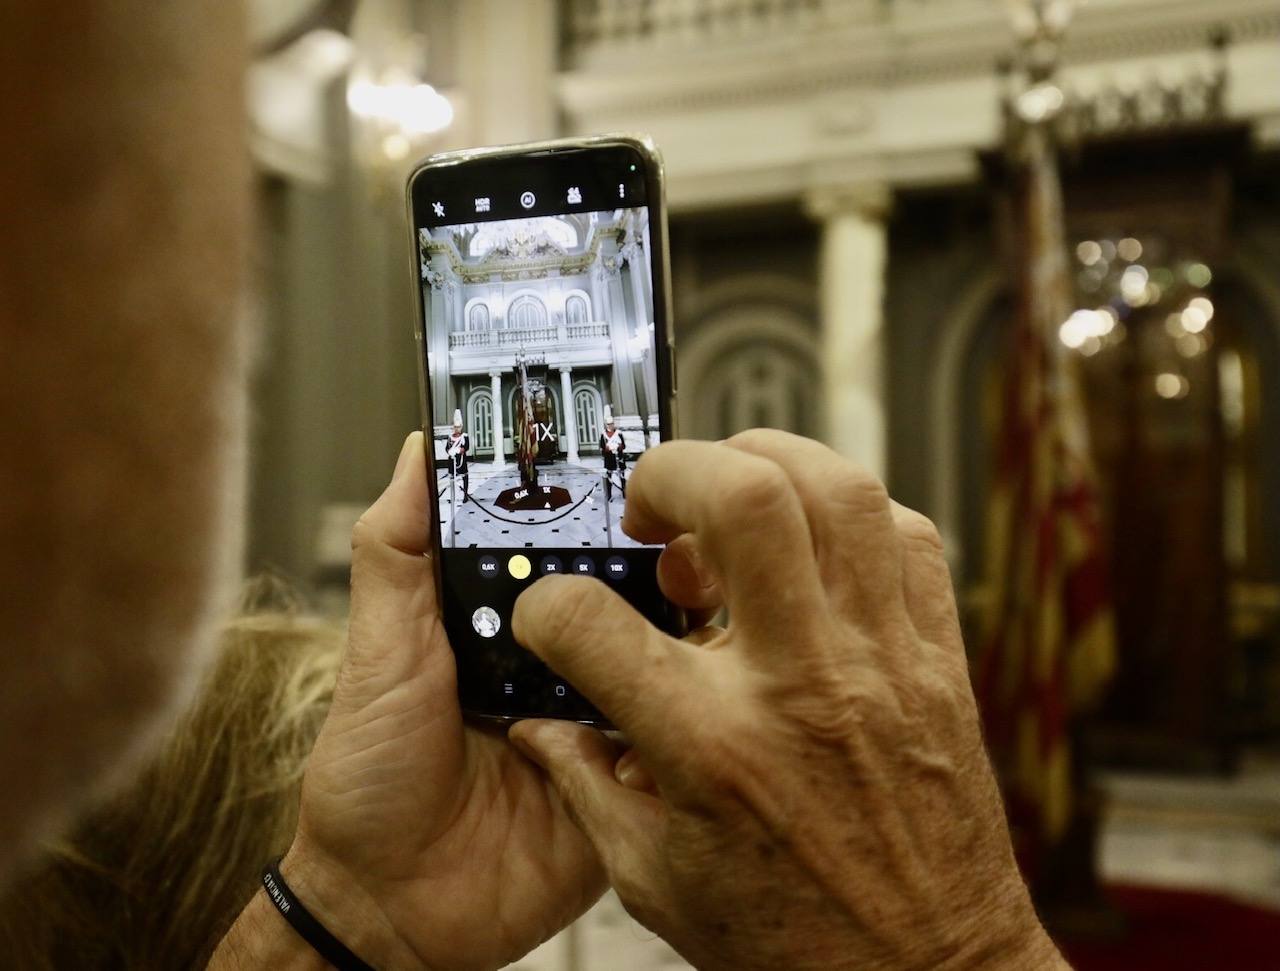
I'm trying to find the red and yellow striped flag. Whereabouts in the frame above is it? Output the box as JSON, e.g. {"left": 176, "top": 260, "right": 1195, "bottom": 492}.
{"left": 977, "top": 123, "right": 1116, "bottom": 861}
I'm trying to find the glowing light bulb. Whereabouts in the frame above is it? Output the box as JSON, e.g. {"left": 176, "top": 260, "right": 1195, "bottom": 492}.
{"left": 1155, "top": 373, "right": 1189, "bottom": 399}
{"left": 1181, "top": 306, "right": 1208, "bottom": 334}
{"left": 1117, "top": 237, "right": 1143, "bottom": 261}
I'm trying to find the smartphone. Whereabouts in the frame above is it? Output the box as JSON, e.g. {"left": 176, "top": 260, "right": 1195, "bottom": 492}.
{"left": 406, "top": 134, "right": 681, "bottom": 725}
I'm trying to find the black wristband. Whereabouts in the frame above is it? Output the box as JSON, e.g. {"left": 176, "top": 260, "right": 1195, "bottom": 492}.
{"left": 261, "top": 857, "right": 377, "bottom": 971}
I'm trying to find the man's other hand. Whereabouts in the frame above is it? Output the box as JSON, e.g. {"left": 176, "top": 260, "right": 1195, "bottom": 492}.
{"left": 277, "top": 432, "right": 605, "bottom": 970}
{"left": 510, "top": 430, "right": 1068, "bottom": 971}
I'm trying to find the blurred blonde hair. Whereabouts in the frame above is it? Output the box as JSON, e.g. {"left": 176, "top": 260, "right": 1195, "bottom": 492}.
{"left": 0, "top": 579, "right": 343, "bottom": 969}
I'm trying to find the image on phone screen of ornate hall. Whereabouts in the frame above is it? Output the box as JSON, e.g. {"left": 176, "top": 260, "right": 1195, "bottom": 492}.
{"left": 419, "top": 208, "right": 660, "bottom": 550}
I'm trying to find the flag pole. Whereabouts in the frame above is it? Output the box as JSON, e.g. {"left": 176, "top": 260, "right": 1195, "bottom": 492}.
{"left": 980, "top": 0, "right": 1119, "bottom": 932}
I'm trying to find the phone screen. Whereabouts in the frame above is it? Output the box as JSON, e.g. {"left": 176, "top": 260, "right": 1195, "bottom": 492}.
{"left": 410, "top": 141, "right": 678, "bottom": 722}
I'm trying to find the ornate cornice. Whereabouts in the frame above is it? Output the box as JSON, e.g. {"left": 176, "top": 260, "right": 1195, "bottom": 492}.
{"left": 559, "top": 0, "right": 1280, "bottom": 119}
{"left": 421, "top": 224, "right": 624, "bottom": 286}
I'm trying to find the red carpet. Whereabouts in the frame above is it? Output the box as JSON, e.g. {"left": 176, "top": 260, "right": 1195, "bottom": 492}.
{"left": 1060, "top": 884, "right": 1280, "bottom": 971}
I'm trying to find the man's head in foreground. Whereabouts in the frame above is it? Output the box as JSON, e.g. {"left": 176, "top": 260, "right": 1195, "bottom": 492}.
{"left": 0, "top": 4, "right": 249, "bottom": 876}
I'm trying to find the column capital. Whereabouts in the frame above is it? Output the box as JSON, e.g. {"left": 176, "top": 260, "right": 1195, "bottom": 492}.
{"left": 488, "top": 368, "right": 504, "bottom": 378}
{"left": 802, "top": 181, "right": 893, "bottom": 223}
{"left": 557, "top": 364, "right": 573, "bottom": 374}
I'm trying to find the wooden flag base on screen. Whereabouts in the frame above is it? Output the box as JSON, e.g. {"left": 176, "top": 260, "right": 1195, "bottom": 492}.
{"left": 495, "top": 483, "right": 573, "bottom": 512}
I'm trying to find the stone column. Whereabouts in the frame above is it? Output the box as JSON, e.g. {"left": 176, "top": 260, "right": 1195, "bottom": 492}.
{"left": 599, "top": 261, "right": 639, "bottom": 415}
{"left": 589, "top": 266, "right": 605, "bottom": 321}
{"left": 804, "top": 183, "right": 892, "bottom": 481}
{"left": 489, "top": 369, "right": 506, "bottom": 468}
{"left": 624, "top": 248, "right": 659, "bottom": 424}
{"left": 626, "top": 241, "right": 649, "bottom": 331}
{"left": 558, "top": 366, "right": 579, "bottom": 463}
{"left": 426, "top": 267, "right": 452, "bottom": 428}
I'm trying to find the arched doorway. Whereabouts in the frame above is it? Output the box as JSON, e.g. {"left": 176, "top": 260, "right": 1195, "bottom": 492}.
{"left": 951, "top": 245, "right": 1280, "bottom": 767}
{"left": 573, "top": 384, "right": 602, "bottom": 452}
{"left": 467, "top": 389, "right": 494, "bottom": 455}
{"left": 676, "top": 276, "right": 821, "bottom": 442}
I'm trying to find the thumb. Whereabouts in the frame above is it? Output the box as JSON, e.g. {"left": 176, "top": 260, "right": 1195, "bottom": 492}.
{"left": 513, "top": 575, "right": 700, "bottom": 754}
{"left": 338, "top": 430, "right": 451, "bottom": 712}
{"left": 509, "top": 720, "right": 664, "bottom": 885}
{"left": 350, "top": 430, "right": 433, "bottom": 595}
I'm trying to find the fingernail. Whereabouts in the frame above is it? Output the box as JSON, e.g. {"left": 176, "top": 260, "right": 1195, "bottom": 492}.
{"left": 508, "top": 722, "right": 547, "bottom": 765}
{"left": 616, "top": 756, "right": 656, "bottom": 792}
{"left": 672, "top": 543, "right": 715, "bottom": 592}
{"left": 683, "top": 545, "right": 713, "bottom": 588}
{"left": 391, "top": 431, "right": 419, "bottom": 482}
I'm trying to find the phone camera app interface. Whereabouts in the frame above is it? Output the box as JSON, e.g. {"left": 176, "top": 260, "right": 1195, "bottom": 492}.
{"left": 417, "top": 157, "right": 669, "bottom": 720}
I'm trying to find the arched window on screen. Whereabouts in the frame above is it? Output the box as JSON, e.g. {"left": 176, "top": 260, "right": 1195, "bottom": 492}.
{"left": 508, "top": 294, "right": 547, "bottom": 330}
{"left": 565, "top": 293, "right": 590, "bottom": 325}
{"left": 467, "top": 302, "right": 491, "bottom": 331}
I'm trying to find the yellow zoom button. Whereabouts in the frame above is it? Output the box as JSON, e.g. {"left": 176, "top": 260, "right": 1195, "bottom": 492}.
{"left": 507, "top": 554, "right": 532, "bottom": 580}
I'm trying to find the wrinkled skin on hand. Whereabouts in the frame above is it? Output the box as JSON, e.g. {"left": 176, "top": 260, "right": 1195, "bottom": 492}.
{"left": 280, "top": 432, "right": 606, "bottom": 970}
{"left": 510, "top": 430, "right": 1067, "bottom": 971}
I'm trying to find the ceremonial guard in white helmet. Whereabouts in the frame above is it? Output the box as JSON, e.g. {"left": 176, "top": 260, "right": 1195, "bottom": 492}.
{"left": 446, "top": 408, "right": 470, "bottom": 504}
{"left": 599, "top": 406, "right": 626, "bottom": 501}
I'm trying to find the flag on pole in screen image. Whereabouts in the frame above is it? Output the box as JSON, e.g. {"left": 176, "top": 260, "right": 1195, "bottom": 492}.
{"left": 514, "top": 356, "right": 540, "bottom": 489}
{"left": 976, "top": 120, "right": 1117, "bottom": 865}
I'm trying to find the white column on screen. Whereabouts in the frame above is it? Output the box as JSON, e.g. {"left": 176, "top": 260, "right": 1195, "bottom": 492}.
{"left": 490, "top": 369, "right": 506, "bottom": 468}
{"left": 559, "top": 366, "right": 579, "bottom": 463}
{"left": 627, "top": 240, "right": 649, "bottom": 331}
{"left": 427, "top": 268, "right": 451, "bottom": 426}
{"left": 601, "top": 265, "right": 638, "bottom": 414}
{"left": 554, "top": 280, "right": 569, "bottom": 343}
{"left": 804, "top": 182, "right": 891, "bottom": 480}
{"left": 624, "top": 257, "right": 659, "bottom": 425}
{"left": 589, "top": 268, "right": 605, "bottom": 321}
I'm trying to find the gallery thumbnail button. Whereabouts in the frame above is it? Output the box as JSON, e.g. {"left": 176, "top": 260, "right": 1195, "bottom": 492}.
{"left": 507, "top": 554, "right": 532, "bottom": 580}
{"left": 604, "top": 556, "right": 629, "bottom": 581}
{"left": 571, "top": 556, "right": 596, "bottom": 576}
{"left": 477, "top": 555, "right": 499, "bottom": 579}
{"left": 472, "top": 606, "right": 500, "bottom": 638}
{"left": 539, "top": 555, "right": 564, "bottom": 576}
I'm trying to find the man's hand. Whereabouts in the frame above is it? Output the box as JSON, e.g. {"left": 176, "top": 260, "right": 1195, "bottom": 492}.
{"left": 509, "top": 430, "right": 1067, "bottom": 971}
{"left": 216, "top": 432, "right": 605, "bottom": 970}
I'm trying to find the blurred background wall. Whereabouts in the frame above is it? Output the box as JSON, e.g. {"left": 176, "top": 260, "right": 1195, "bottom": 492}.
{"left": 245, "top": 2, "right": 1280, "bottom": 968}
